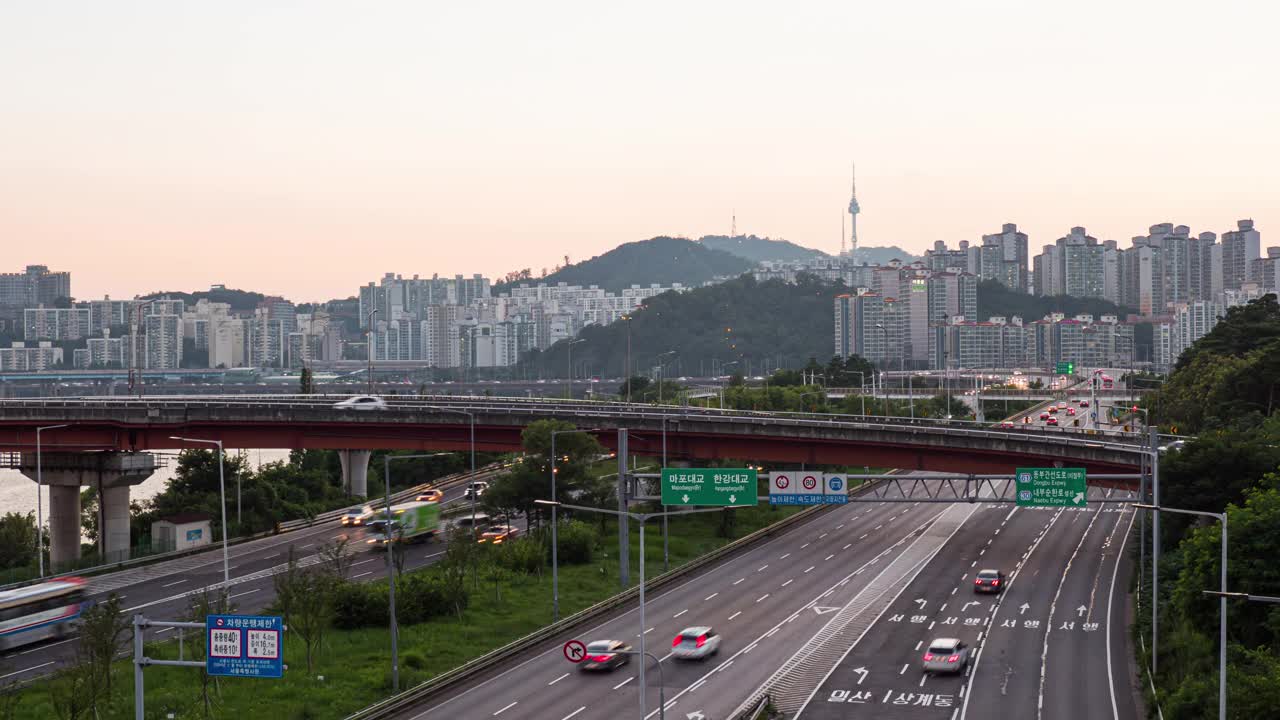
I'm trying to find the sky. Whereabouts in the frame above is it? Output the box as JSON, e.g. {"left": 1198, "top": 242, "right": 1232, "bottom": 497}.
{"left": 1, "top": 1, "right": 1277, "bottom": 302}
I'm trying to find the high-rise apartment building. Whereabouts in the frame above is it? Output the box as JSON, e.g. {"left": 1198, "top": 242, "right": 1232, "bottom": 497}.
{"left": 0, "top": 341, "right": 63, "bottom": 371}
{"left": 87, "top": 331, "right": 127, "bottom": 368}
{"left": 1222, "top": 219, "right": 1261, "bottom": 290}
{"left": 834, "top": 291, "right": 889, "bottom": 365}
{"left": 978, "top": 223, "right": 1029, "bottom": 292}
{"left": 0, "top": 266, "right": 71, "bottom": 308}
{"left": 24, "top": 306, "right": 92, "bottom": 340}
{"left": 144, "top": 313, "right": 182, "bottom": 369}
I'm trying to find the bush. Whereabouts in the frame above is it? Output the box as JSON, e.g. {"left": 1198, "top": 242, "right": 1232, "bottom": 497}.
{"left": 333, "top": 571, "right": 468, "bottom": 629}
{"left": 497, "top": 537, "right": 544, "bottom": 575}
{"left": 401, "top": 651, "right": 426, "bottom": 670}
{"left": 396, "top": 573, "right": 461, "bottom": 625}
{"left": 331, "top": 580, "right": 386, "bottom": 629}
{"left": 553, "top": 520, "right": 597, "bottom": 565}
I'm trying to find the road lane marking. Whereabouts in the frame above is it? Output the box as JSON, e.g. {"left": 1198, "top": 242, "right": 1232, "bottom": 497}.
{"left": 0, "top": 662, "right": 54, "bottom": 680}
{"left": 689, "top": 679, "right": 707, "bottom": 692}
{"left": 744, "top": 643, "right": 758, "bottom": 653}
{"left": 900, "top": 664, "right": 908, "bottom": 675}
{"left": 562, "top": 707, "right": 586, "bottom": 720}
{"left": 352, "top": 558, "right": 377, "bottom": 566}
{"left": 352, "top": 571, "right": 373, "bottom": 579}
{"left": 673, "top": 609, "right": 688, "bottom": 618}
{"left": 804, "top": 566, "right": 815, "bottom": 573}
{"left": 733, "top": 578, "right": 745, "bottom": 585}
{"left": 843, "top": 543, "right": 852, "bottom": 550}
{"left": 825, "top": 554, "right": 835, "bottom": 561}
{"left": 915, "top": 641, "right": 923, "bottom": 651}
{"left": 758, "top": 565, "right": 769, "bottom": 572}
{"left": 229, "top": 588, "right": 259, "bottom": 600}
{"left": 780, "top": 553, "right": 791, "bottom": 559}
{"left": 704, "top": 593, "right": 718, "bottom": 601}
{"left": 765, "top": 627, "right": 778, "bottom": 637}
{"left": 756, "top": 594, "right": 770, "bottom": 603}
{"left": 728, "top": 611, "right": 742, "bottom": 620}
{"left": 875, "top": 525, "right": 882, "bottom": 530}
{"left": 493, "top": 701, "right": 518, "bottom": 715}
{"left": 819, "top": 533, "right": 828, "bottom": 539}
{"left": 781, "top": 579, "right": 793, "bottom": 587}
{"left": 645, "top": 627, "right": 654, "bottom": 634}
{"left": 837, "top": 523, "right": 845, "bottom": 529}
{"left": 613, "top": 677, "right": 633, "bottom": 690}
{"left": 859, "top": 534, "right": 868, "bottom": 540}
{"left": 920, "top": 674, "right": 928, "bottom": 687}
{"left": 1107, "top": 510, "right": 1137, "bottom": 720}
{"left": 801, "top": 543, "right": 810, "bottom": 549}
{"left": 161, "top": 579, "right": 187, "bottom": 588}
{"left": 548, "top": 673, "right": 569, "bottom": 685}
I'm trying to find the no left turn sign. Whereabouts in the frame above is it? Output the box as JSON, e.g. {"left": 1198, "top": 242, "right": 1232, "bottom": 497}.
{"left": 564, "top": 639, "right": 587, "bottom": 663}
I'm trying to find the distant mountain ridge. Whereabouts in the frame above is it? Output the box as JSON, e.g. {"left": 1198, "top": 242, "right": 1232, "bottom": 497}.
{"left": 698, "top": 234, "right": 830, "bottom": 264}
{"left": 494, "top": 236, "right": 754, "bottom": 295}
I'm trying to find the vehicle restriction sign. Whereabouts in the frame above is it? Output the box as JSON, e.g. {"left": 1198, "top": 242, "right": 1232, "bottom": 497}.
{"left": 801, "top": 474, "right": 819, "bottom": 491}
{"left": 206, "top": 614, "right": 284, "bottom": 678}
{"left": 564, "top": 639, "right": 587, "bottom": 663}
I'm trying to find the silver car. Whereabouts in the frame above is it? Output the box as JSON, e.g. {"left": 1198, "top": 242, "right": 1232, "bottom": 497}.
{"left": 921, "top": 637, "right": 970, "bottom": 674}
{"left": 671, "top": 626, "right": 721, "bottom": 660}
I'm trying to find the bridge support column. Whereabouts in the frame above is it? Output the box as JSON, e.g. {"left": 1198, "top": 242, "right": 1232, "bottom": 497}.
{"left": 20, "top": 452, "right": 156, "bottom": 570}
{"left": 339, "top": 450, "right": 371, "bottom": 497}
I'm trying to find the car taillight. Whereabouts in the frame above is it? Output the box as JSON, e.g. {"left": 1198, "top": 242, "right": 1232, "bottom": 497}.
{"left": 673, "top": 636, "right": 682, "bottom": 648}
{"left": 948, "top": 655, "right": 959, "bottom": 663}
{"left": 587, "top": 654, "right": 611, "bottom": 662}
{"left": 696, "top": 634, "right": 707, "bottom": 648}
{"left": 923, "top": 653, "right": 934, "bottom": 661}
{"left": 975, "top": 578, "right": 982, "bottom": 585}
{"left": 992, "top": 579, "right": 1000, "bottom": 586}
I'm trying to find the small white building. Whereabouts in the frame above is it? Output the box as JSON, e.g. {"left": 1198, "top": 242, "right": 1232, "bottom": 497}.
{"left": 152, "top": 513, "right": 212, "bottom": 553}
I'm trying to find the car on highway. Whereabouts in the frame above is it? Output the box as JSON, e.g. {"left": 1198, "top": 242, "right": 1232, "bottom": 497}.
{"left": 671, "top": 626, "right": 721, "bottom": 660}
{"left": 921, "top": 638, "right": 970, "bottom": 674}
{"left": 998, "top": 421, "right": 1016, "bottom": 429}
{"left": 477, "top": 524, "right": 520, "bottom": 544}
{"left": 1067, "top": 407, "right": 1076, "bottom": 416}
{"left": 1047, "top": 406, "right": 1058, "bottom": 414}
{"left": 579, "top": 640, "right": 631, "bottom": 671}
{"left": 973, "top": 568, "right": 1005, "bottom": 593}
{"left": 415, "top": 489, "right": 444, "bottom": 504}
{"left": 463, "top": 481, "right": 489, "bottom": 500}
{"left": 333, "top": 395, "right": 387, "bottom": 411}
{"left": 1079, "top": 399, "right": 1090, "bottom": 407}
{"left": 1159, "top": 440, "right": 1187, "bottom": 453}
{"left": 1046, "top": 416, "right": 1059, "bottom": 426}
{"left": 1039, "top": 412, "right": 1050, "bottom": 421}
{"left": 340, "top": 506, "right": 372, "bottom": 527}
{"left": 1057, "top": 401, "right": 1068, "bottom": 409}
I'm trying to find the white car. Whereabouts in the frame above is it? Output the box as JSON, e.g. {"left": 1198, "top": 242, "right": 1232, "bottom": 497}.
{"left": 463, "top": 481, "right": 489, "bottom": 500}
{"left": 333, "top": 395, "right": 387, "bottom": 411}
{"left": 671, "top": 626, "right": 721, "bottom": 660}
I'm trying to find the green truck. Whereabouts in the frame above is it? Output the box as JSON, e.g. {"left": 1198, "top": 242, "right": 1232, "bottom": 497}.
{"left": 365, "top": 501, "right": 442, "bottom": 549}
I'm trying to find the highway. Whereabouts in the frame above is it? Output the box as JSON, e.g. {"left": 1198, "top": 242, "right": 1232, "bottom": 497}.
{"left": 395, "top": 478, "right": 1140, "bottom": 720}
{"left": 0, "top": 467, "right": 501, "bottom": 684}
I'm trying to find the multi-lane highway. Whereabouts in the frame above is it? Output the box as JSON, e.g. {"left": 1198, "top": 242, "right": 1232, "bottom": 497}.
{"left": 395, "top": 477, "right": 1139, "bottom": 720}
{"left": 0, "top": 467, "right": 501, "bottom": 684}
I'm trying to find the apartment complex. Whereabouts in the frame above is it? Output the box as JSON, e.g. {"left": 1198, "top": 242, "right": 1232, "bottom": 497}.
{"left": 927, "top": 314, "right": 1134, "bottom": 370}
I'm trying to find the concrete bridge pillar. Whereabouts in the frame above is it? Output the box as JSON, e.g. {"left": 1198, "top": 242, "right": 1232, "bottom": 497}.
{"left": 19, "top": 452, "right": 156, "bottom": 569}
{"left": 339, "top": 450, "right": 372, "bottom": 497}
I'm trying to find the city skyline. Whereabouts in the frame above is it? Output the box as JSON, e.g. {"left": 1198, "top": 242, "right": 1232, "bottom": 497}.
{"left": 3, "top": 2, "right": 1277, "bottom": 300}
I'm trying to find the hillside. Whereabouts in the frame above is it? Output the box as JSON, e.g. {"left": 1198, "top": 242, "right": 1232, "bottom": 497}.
{"left": 698, "top": 234, "right": 830, "bottom": 264}
{"left": 494, "top": 237, "right": 754, "bottom": 295}
{"left": 519, "top": 274, "right": 839, "bottom": 378}
{"left": 975, "top": 280, "right": 1133, "bottom": 321}
{"left": 139, "top": 287, "right": 267, "bottom": 313}
{"left": 854, "top": 245, "right": 918, "bottom": 265}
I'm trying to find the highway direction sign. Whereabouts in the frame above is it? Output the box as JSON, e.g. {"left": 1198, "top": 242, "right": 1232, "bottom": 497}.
{"left": 563, "top": 639, "right": 586, "bottom": 663}
{"left": 206, "top": 614, "right": 283, "bottom": 678}
{"left": 1055, "top": 361, "right": 1075, "bottom": 374}
{"left": 662, "top": 468, "right": 758, "bottom": 506}
{"left": 1015, "top": 467, "right": 1087, "bottom": 508}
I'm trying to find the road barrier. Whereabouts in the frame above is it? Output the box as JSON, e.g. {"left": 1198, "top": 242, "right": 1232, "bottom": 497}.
{"left": 343, "top": 503, "right": 836, "bottom": 720}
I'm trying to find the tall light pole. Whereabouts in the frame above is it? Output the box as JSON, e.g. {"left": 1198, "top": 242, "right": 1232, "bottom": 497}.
{"left": 566, "top": 338, "right": 585, "bottom": 400}
{"left": 549, "top": 427, "right": 598, "bottom": 621}
{"left": 169, "top": 437, "right": 230, "bottom": 593}
{"left": 382, "top": 451, "right": 454, "bottom": 693}
{"left": 536, "top": 499, "right": 724, "bottom": 720}
{"left": 35, "top": 424, "right": 68, "bottom": 577}
{"left": 875, "top": 324, "right": 890, "bottom": 413}
{"left": 1137, "top": 503, "right": 1227, "bottom": 720}
{"left": 657, "top": 350, "right": 676, "bottom": 405}
{"left": 424, "top": 406, "right": 478, "bottom": 531}
{"left": 622, "top": 314, "right": 633, "bottom": 403}
{"left": 366, "top": 308, "right": 379, "bottom": 394}
{"left": 850, "top": 371, "right": 866, "bottom": 416}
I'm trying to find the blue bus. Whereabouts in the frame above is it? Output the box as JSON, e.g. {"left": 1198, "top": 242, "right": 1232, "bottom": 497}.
{"left": 0, "top": 577, "right": 87, "bottom": 651}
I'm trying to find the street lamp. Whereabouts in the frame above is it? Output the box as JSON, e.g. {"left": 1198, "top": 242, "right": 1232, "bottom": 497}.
{"left": 566, "top": 338, "right": 585, "bottom": 400}
{"left": 849, "top": 371, "right": 866, "bottom": 416}
{"left": 35, "top": 424, "right": 68, "bottom": 577}
{"left": 536, "top": 499, "right": 724, "bottom": 720}
{"left": 366, "top": 308, "right": 378, "bottom": 394}
{"left": 382, "top": 451, "right": 454, "bottom": 693}
{"left": 622, "top": 314, "right": 633, "bottom": 403}
{"left": 656, "top": 350, "right": 676, "bottom": 405}
{"left": 549, "top": 427, "right": 600, "bottom": 621}
{"left": 423, "top": 405, "right": 479, "bottom": 536}
{"left": 169, "top": 437, "right": 231, "bottom": 593}
{"left": 1135, "top": 503, "right": 1227, "bottom": 720}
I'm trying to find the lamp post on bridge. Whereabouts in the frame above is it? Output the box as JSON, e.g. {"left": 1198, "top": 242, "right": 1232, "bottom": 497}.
{"left": 849, "top": 371, "right": 866, "bottom": 417}
{"left": 168, "top": 436, "right": 231, "bottom": 595}
{"left": 548, "top": 427, "right": 601, "bottom": 621}
{"left": 566, "top": 338, "right": 585, "bottom": 400}
{"left": 35, "top": 424, "right": 68, "bottom": 577}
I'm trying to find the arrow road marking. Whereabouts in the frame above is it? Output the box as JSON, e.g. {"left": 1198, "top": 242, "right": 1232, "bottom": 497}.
{"left": 962, "top": 600, "right": 980, "bottom": 612}
{"left": 1019, "top": 602, "right": 1031, "bottom": 615}
{"left": 687, "top": 712, "right": 705, "bottom": 720}
{"left": 1077, "top": 604, "right": 1087, "bottom": 618}
{"left": 852, "top": 666, "right": 869, "bottom": 685}
{"left": 812, "top": 606, "right": 840, "bottom": 615}
{"left": 914, "top": 598, "right": 927, "bottom": 609}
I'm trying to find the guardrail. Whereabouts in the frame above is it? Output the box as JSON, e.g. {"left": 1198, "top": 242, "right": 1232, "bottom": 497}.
{"left": 0, "top": 463, "right": 507, "bottom": 593}
{"left": 738, "top": 693, "right": 774, "bottom": 720}
{"left": 343, "top": 503, "right": 835, "bottom": 720}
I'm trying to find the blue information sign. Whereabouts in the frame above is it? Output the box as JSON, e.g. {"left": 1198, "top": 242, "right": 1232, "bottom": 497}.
{"left": 206, "top": 614, "right": 284, "bottom": 678}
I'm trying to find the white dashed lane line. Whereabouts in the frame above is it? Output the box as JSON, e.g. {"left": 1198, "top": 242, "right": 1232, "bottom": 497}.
{"left": 673, "top": 609, "right": 688, "bottom": 618}
{"left": 562, "top": 707, "right": 586, "bottom": 720}
{"left": 728, "top": 611, "right": 742, "bottom": 620}
{"left": 733, "top": 578, "right": 745, "bottom": 586}
{"left": 548, "top": 673, "right": 569, "bottom": 685}
{"left": 493, "top": 701, "right": 518, "bottom": 715}
{"left": 704, "top": 593, "right": 718, "bottom": 601}
{"left": 613, "top": 677, "right": 633, "bottom": 690}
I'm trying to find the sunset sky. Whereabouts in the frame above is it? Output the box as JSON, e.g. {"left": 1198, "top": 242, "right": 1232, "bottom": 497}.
{"left": 2, "top": 1, "right": 1276, "bottom": 301}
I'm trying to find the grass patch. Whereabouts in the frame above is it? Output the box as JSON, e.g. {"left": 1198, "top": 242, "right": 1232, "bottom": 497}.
{"left": 2, "top": 500, "right": 807, "bottom": 719}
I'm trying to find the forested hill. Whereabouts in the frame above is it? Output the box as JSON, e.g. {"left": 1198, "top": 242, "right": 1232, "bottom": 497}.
{"left": 493, "top": 237, "right": 754, "bottom": 295}
{"left": 698, "top": 234, "right": 830, "bottom": 264}
{"left": 140, "top": 287, "right": 267, "bottom": 313}
{"left": 975, "top": 280, "right": 1133, "bottom": 320}
{"left": 519, "top": 274, "right": 841, "bottom": 378}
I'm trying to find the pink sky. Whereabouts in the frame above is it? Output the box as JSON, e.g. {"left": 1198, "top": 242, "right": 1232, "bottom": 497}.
{"left": 2, "top": 1, "right": 1276, "bottom": 302}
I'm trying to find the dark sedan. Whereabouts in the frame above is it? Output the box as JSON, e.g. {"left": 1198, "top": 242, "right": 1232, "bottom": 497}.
{"left": 973, "top": 568, "right": 1005, "bottom": 594}
{"left": 579, "top": 640, "right": 631, "bottom": 671}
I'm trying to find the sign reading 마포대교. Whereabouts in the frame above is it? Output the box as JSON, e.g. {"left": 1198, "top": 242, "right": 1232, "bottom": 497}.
{"left": 662, "top": 468, "right": 758, "bottom": 507}
{"left": 1015, "top": 467, "right": 1087, "bottom": 508}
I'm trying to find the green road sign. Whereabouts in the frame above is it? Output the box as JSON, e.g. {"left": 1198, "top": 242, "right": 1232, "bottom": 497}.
{"left": 662, "top": 468, "right": 758, "bottom": 507}
{"left": 1015, "top": 467, "right": 1087, "bottom": 507}
{"left": 1055, "top": 361, "right": 1075, "bottom": 375}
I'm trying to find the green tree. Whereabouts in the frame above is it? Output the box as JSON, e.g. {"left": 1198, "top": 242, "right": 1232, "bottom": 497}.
{"left": 482, "top": 420, "right": 603, "bottom": 528}
{"left": 76, "top": 593, "right": 130, "bottom": 699}
{"left": 299, "top": 367, "right": 314, "bottom": 394}
{"left": 0, "top": 512, "right": 38, "bottom": 570}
